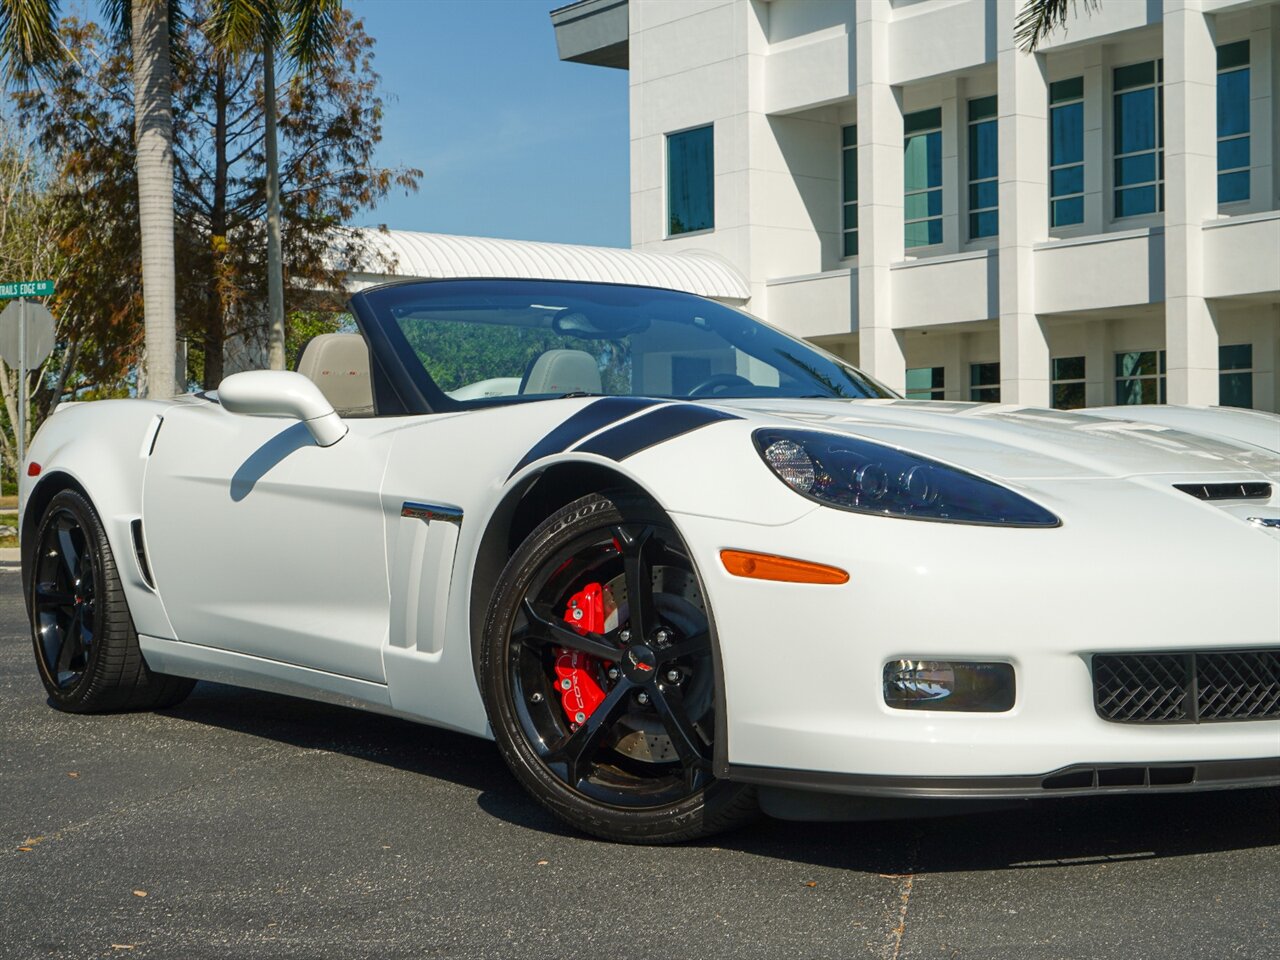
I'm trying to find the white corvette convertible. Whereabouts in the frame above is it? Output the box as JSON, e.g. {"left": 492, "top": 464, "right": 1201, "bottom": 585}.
{"left": 18, "top": 279, "right": 1280, "bottom": 843}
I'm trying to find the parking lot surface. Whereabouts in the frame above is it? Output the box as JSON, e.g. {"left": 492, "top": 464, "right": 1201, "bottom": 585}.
{"left": 1, "top": 561, "right": 1277, "bottom": 959}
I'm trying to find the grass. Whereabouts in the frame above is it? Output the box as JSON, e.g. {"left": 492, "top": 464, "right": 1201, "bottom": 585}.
{"left": 1, "top": 509, "right": 17, "bottom": 548}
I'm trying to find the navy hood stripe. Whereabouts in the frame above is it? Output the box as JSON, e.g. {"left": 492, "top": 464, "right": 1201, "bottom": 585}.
{"left": 509, "top": 396, "right": 663, "bottom": 477}
{"left": 572, "top": 404, "right": 741, "bottom": 462}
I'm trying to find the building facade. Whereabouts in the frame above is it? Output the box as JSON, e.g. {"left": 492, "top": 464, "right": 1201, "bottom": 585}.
{"left": 552, "top": 0, "right": 1280, "bottom": 412}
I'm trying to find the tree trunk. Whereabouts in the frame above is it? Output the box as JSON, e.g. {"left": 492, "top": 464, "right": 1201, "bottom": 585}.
{"left": 131, "top": 0, "right": 179, "bottom": 397}
{"left": 204, "top": 60, "right": 229, "bottom": 390}
{"left": 263, "top": 42, "right": 286, "bottom": 371}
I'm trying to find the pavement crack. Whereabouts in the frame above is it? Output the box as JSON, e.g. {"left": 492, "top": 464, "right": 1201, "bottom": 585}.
{"left": 889, "top": 875, "right": 915, "bottom": 960}
{"left": 884, "top": 826, "right": 922, "bottom": 960}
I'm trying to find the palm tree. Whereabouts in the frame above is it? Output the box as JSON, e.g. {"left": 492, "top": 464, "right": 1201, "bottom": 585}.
{"left": 1, "top": 0, "right": 183, "bottom": 397}
{"left": 1016, "top": 0, "right": 1101, "bottom": 52}
{"left": 206, "top": 0, "right": 341, "bottom": 371}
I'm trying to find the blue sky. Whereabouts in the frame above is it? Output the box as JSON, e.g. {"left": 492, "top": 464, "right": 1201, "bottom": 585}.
{"left": 352, "top": 0, "right": 630, "bottom": 247}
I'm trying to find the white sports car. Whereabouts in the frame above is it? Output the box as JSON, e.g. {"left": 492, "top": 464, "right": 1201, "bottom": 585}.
{"left": 18, "top": 279, "right": 1280, "bottom": 843}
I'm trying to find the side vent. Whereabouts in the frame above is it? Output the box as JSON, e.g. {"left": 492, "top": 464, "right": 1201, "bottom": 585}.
{"left": 1174, "top": 482, "right": 1270, "bottom": 501}
{"left": 131, "top": 519, "right": 155, "bottom": 588}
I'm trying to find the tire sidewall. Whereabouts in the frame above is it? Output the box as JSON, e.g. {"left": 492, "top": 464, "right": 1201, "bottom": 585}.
{"left": 481, "top": 492, "right": 745, "bottom": 843}
{"left": 30, "top": 490, "right": 116, "bottom": 709}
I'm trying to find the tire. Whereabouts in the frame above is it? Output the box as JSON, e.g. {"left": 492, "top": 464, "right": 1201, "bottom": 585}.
{"left": 28, "top": 489, "right": 195, "bottom": 713}
{"left": 481, "top": 492, "right": 757, "bottom": 844}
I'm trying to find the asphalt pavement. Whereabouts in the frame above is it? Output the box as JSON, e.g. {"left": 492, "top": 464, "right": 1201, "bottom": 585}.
{"left": 1, "top": 560, "right": 1277, "bottom": 960}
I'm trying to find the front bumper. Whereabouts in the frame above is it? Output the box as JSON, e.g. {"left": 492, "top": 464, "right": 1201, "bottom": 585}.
{"left": 672, "top": 476, "right": 1280, "bottom": 784}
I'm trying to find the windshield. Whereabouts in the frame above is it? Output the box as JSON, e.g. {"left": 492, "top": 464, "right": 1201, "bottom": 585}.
{"left": 355, "top": 279, "right": 894, "bottom": 408}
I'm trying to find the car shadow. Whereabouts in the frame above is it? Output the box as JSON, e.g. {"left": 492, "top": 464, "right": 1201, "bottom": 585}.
{"left": 163, "top": 682, "right": 1280, "bottom": 871}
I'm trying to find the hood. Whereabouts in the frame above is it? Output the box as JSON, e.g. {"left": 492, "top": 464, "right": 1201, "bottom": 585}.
{"left": 716, "top": 398, "right": 1280, "bottom": 483}
{"left": 1086, "top": 404, "right": 1280, "bottom": 454}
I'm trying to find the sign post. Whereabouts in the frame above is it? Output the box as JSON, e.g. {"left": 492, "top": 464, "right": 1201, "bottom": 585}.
{"left": 0, "top": 280, "right": 57, "bottom": 468}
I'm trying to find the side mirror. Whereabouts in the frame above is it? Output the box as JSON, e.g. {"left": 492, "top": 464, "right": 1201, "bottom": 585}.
{"left": 217, "top": 370, "right": 348, "bottom": 447}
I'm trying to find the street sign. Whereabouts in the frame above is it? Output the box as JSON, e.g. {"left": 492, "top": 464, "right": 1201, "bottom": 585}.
{"left": 0, "top": 300, "right": 55, "bottom": 368}
{"left": 0, "top": 280, "right": 54, "bottom": 299}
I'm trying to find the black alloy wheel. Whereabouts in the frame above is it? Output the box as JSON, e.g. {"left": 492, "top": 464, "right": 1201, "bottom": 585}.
{"left": 32, "top": 504, "right": 100, "bottom": 690}
{"left": 28, "top": 489, "right": 194, "bottom": 712}
{"left": 481, "top": 492, "right": 756, "bottom": 844}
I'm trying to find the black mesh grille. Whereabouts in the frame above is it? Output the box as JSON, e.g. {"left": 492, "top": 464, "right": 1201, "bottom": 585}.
{"left": 1093, "top": 650, "right": 1280, "bottom": 724}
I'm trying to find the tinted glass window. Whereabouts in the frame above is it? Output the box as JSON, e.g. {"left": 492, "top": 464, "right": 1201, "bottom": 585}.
{"left": 668, "top": 126, "right": 714, "bottom": 235}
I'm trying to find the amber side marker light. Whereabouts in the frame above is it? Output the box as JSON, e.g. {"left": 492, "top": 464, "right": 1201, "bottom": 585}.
{"left": 720, "top": 549, "right": 849, "bottom": 585}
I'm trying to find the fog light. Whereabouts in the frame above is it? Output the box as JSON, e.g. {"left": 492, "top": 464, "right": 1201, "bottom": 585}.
{"left": 883, "top": 660, "right": 1015, "bottom": 712}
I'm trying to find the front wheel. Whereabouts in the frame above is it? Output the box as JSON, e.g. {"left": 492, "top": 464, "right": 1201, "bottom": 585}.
{"left": 29, "top": 489, "right": 195, "bottom": 713}
{"left": 481, "top": 492, "right": 756, "bottom": 844}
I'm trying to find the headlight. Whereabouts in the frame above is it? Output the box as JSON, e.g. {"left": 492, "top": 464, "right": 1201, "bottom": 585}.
{"left": 754, "top": 428, "right": 1060, "bottom": 527}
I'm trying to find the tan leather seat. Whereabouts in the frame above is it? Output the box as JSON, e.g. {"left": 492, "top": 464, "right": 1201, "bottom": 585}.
{"left": 521, "top": 349, "right": 602, "bottom": 396}
{"left": 296, "top": 333, "right": 375, "bottom": 416}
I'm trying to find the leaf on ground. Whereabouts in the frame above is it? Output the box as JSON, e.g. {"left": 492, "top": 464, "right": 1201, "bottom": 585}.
{"left": 16, "top": 846, "right": 32, "bottom": 852}
{"left": 803, "top": 881, "right": 818, "bottom": 887}
{"left": 68, "top": 772, "right": 80, "bottom": 778}
{"left": 536, "top": 860, "right": 549, "bottom": 866}
{"left": 110, "top": 946, "right": 136, "bottom": 951}
{"left": 131, "top": 890, "right": 147, "bottom": 898}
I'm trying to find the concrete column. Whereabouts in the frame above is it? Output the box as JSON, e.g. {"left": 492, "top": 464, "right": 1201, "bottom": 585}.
{"left": 996, "top": 0, "right": 1051, "bottom": 406}
{"left": 855, "top": 0, "right": 907, "bottom": 392}
{"left": 1164, "top": 0, "right": 1219, "bottom": 405}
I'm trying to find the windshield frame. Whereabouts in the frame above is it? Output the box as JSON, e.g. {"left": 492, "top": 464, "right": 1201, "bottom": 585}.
{"left": 347, "top": 277, "right": 896, "bottom": 415}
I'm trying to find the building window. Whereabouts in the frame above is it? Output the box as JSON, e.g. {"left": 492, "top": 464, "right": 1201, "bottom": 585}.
{"left": 970, "top": 362, "right": 1000, "bottom": 402}
{"left": 1115, "top": 350, "right": 1166, "bottom": 405}
{"left": 1051, "top": 356, "right": 1086, "bottom": 409}
{"left": 1217, "top": 41, "right": 1250, "bottom": 205}
{"left": 967, "top": 96, "right": 998, "bottom": 239}
{"left": 1113, "top": 60, "right": 1163, "bottom": 218}
{"left": 667, "top": 125, "right": 714, "bottom": 236}
{"left": 842, "top": 124, "right": 858, "bottom": 257}
{"left": 1049, "top": 77, "right": 1084, "bottom": 227}
{"left": 906, "top": 366, "right": 945, "bottom": 400}
{"left": 1219, "top": 343, "right": 1253, "bottom": 408}
{"left": 904, "top": 108, "right": 942, "bottom": 248}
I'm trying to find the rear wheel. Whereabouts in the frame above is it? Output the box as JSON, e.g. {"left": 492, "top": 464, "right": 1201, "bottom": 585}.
{"left": 29, "top": 489, "right": 194, "bottom": 713}
{"left": 481, "top": 492, "right": 756, "bottom": 844}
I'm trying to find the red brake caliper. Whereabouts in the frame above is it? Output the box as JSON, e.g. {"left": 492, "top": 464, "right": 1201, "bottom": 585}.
{"left": 554, "top": 583, "right": 609, "bottom": 725}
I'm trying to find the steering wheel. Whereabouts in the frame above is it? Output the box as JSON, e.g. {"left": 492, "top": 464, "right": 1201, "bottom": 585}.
{"left": 687, "top": 373, "right": 755, "bottom": 397}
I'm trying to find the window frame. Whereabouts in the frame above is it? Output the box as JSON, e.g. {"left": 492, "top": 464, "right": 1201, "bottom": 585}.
{"left": 1216, "top": 40, "right": 1250, "bottom": 207}
{"left": 1050, "top": 355, "right": 1087, "bottom": 410}
{"left": 904, "top": 107, "right": 944, "bottom": 250}
{"left": 1114, "top": 349, "right": 1167, "bottom": 406}
{"left": 841, "top": 124, "right": 859, "bottom": 259}
{"left": 967, "top": 96, "right": 999, "bottom": 241}
{"left": 969, "top": 361, "right": 1001, "bottom": 403}
{"left": 1112, "top": 59, "right": 1164, "bottom": 221}
{"left": 665, "top": 124, "right": 716, "bottom": 238}
{"left": 1049, "top": 77, "right": 1085, "bottom": 229}
{"left": 1218, "top": 342, "right": 1253, "bottom": 409}
{"left": 906, "top": 366, "right": 946, "bottom": 400}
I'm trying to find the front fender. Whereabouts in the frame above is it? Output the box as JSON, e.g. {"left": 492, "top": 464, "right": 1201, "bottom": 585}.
{"left": 20, "top": 398, "right": 182, "bottom": 640}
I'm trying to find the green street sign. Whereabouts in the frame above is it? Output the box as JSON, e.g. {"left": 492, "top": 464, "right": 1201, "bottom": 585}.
{"left": 0, "top": 279, "right": 55, "bottom": 299}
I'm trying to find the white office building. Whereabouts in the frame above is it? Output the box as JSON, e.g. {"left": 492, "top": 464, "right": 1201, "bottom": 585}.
{"left": 552, "top": 0, "right": 1280, "bottom": 413}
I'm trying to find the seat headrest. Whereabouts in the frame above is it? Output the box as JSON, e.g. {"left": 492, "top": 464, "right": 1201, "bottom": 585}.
{"left": 296, "top": 333, "right": 374, "bottom": 416}
{"left": 521, "top": 349, "right": 602, "bottom": 396}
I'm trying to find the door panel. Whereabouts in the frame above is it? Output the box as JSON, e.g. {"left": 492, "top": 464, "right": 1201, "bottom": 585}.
{"left": 142, "top": 402, "right": 393, "bottom": 682}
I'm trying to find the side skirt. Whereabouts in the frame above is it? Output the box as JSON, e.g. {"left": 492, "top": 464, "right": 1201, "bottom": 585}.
{"left": 138, "top": 635, "right": 400, "bottom": 717}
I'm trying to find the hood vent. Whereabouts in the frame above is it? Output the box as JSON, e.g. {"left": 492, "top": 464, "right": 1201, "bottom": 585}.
{"left": 1174, "top": 482, "right": 1271, "bottom": 501}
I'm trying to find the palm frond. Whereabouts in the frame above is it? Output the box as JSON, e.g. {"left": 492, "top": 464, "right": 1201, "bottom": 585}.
{"left": 1015, "top": 0, "right": 1100, "bottom": 53}
{"left": 0, "top": 0, "right": 64, "bottom": 86}
{"left": 283, "top": 0, "right": 340, "bottom": 73}
{"left": 205, "top": 0, "right": 280, "bottom": 56}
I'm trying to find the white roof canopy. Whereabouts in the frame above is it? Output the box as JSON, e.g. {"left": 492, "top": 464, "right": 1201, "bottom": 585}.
{"left": 342, "top": 228, "right": 751, "bottom": 304}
